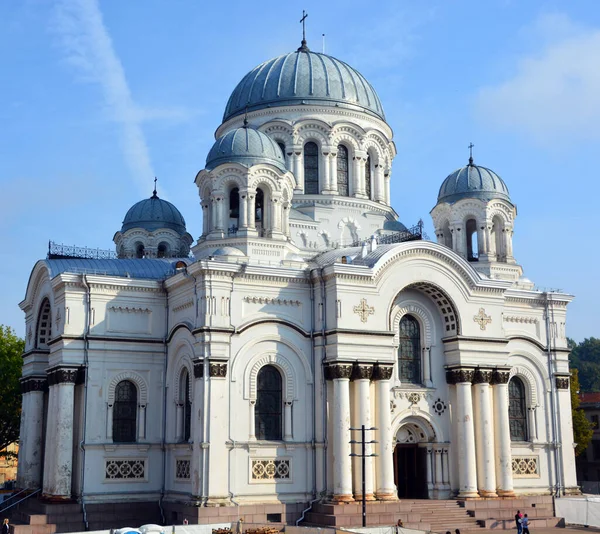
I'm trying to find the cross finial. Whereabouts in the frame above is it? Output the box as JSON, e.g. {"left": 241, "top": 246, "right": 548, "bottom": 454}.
{"left": 468, "top": 142, "right": 474, "bottom": 165}
{"left": 298, "top": 10, "right": 309, "bottom": 52}
{"left": 152, "top": 177, "right": 158, "bottom": 198}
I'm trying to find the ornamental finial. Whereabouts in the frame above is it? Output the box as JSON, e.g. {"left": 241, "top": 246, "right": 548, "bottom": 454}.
{"left": 152, "top": 177, "right": 158, "bottom": 198}
{"left": 298, "top": 10, "right": 310, "bottom": 52}
{"left": 468, "top": 142, "right": 474, "bottom": 166}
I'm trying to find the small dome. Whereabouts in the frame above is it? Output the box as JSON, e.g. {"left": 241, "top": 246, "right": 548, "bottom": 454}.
{"left": 223, "top": 48, "right": 385, "bottom": 122}
{"left": 205, "top": 127, "right": 286, "bottom": 171}
{"left": 211, "top": 246, "right": 245, "bottom": 257}
{"left": 122, "top": 192, "right": 187, "bottom": 235}
{"left": 437, "top": 161, "right": 511, "bottom": 204}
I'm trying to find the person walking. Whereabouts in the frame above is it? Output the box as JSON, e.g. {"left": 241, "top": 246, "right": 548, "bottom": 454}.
{"left": 2, "top": 518, "right": 10, "bottom": 534}
{"left": 522, "top": 514, "right": 530, "bottom": 534}
{"left": 515, "top": 510, "right": 523, "bottom": 534}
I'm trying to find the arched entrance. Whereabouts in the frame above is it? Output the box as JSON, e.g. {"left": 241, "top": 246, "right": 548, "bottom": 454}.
{"left": 393, "top": 419, "right": 434, "bottom": 499}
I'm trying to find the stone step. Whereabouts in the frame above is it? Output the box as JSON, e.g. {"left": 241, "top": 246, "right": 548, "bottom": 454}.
{"left": 12, "top": 525, "right": 57, "bottom": 534}
{"left": 479, "top": 517, "right": 564, "bottom": 529}
{"left": 471, "top": 507, "right": 554, "bottom": 520}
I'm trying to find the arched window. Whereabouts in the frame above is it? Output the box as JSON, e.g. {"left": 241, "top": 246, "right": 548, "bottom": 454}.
{"left": 229, "top": 187, "right": 239, "bottom": 234}
{"left": 113, "top": 380, "right": 137, "bottom": 443}
{"left": 135, "top": 243, "right": 145, "bottom": 259}
{"left": 509, "top": 377, "right": 527, "bottom": 441}
{"left": 255, "top": 187, "right": 265, "bottom": 235}
{"left": 255, "top": 365, "right": 282, "bottom": 441}
{"left": 398, "top": 315, "right": 421, "bottom": 384}
{"left": 304, "top": 142, "right": 319, "bottom": 194}
{"left": 365, "top": 156, "right": 372, "bottom": 199}
{"left": 180, "top": 370, "right": 192, "bottom": 442}
{"left": 157, "top": 242, "right": 169, "bottom": 258}
{"left": 36, "top": 298, "right": 52, "bottom": 348}
{"left": 337, "top": 144, "right": 349, "bottom": 196}
{"left": 277, "top": 142, "right": 286, "bottom": 159}
{"left": 466, "top": 218, "right": 478, "bottom": 261}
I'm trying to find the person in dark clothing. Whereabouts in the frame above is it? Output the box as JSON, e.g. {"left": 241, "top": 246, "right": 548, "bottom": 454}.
{"left": 2, "top": 518, "right": 10, "bottom": 534}
{"left": 515, "top": 510, "right": 523, "bottom": 534}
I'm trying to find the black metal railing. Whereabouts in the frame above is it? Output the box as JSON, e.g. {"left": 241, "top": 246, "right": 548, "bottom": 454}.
{"left": 350, "top": 219, "right": 426, "bottom": 248}
{"left": 48, "top": 241, "right": 118, "bottom": 260}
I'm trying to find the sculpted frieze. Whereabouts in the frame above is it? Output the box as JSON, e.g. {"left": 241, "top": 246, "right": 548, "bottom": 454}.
{"left": 446, "top": 367, "right": 475, "bottom": 384}
{"left": 208, "top": 361, "right": 227, "bottom": 378}
{"left": 473, "top": 369, "right": 493, "bottom": 384}
{"left": 372, "top": 363, "right": 394, "bottom": 381}
{"left": 327, "top": 363, "right": 354, "bottom": 380}
{"left": 491, "top": 369, "right": 511, "bottom": 385}
{"left": 351, "top": 363, "right": 373, "bottom": 380}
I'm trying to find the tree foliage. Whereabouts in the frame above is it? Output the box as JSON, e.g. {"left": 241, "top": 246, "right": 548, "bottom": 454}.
{"left": 569, "top": 337, "right": 600, "bottom": 392}
{"left": 0, "top": 326, "right": 24, "bottom": 452}
{"left": 570, "top": 368, "right": 594, "bottom": 456}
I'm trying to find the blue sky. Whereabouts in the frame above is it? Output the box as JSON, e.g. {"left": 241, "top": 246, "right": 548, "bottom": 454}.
{"left": 1, "top": 0, "right": 598, "bottom": 341}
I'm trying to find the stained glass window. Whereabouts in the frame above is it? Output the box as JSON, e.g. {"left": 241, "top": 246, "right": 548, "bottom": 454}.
{"left": 398, "top": 315, "right": 421, "bottom": 384}
{"left": 113, "top": 380, "right": 137, "bottom": 443}
{"left": 337, "top": 144, "right": 349, "bottom": 196}
{"left": 304, "top": 142, "right": 319, "bottom": 194}
{"left": 509, "top": 377, "right": 527, "bottom": 441}
{"left": 365, "top": 156, "right": 372, "bottom": 199}
{"left": 255, "top": 365, "right": 282, "bottom": 440}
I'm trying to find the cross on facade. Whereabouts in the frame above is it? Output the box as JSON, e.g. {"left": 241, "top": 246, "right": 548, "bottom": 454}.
{"left": 353, "top": 298, "right": 375, "bottom": 323}
{"left": 473, "top": 307, "right": 492, "bottom": 330}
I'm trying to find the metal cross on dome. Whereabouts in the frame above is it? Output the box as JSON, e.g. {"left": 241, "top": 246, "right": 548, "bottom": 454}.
{"left": 473, "top": 308, "right": 492, "bottom": 330}
{"left": 300, "top": 10, "right": 308, "bottom": 41}
{"left": 354, "top": 298, "right": 375, "bottom": 323}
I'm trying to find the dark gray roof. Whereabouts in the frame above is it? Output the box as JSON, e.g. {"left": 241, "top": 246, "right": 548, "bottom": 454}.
{"left": 223, "top": 49, "right": 385, "bottom": 122}
{"left": 289, "top": 208, "right": 315, "bottom": 223}
{"left": 43, "top": 258, "right": 191, "bottom": 280}
{"left": 206, "top": 127, "right": 286, "bottom": 171}
{"left": 437, "top": 162, "right": 511, "bottom": 204}
{"left": 122, "top": 193, "right": 187, "bottom": 235}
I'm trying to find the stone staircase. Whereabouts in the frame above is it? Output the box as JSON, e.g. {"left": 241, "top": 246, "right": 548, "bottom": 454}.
{"left": 302, "top": 496, "right": 563, "bottom": 532}
{"left": 10, "top": 499, "right": 85, "bottom": 534}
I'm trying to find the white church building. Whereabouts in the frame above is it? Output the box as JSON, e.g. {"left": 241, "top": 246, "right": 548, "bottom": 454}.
{"left": 17, "top": 33, "right": 577, "bottom": 527}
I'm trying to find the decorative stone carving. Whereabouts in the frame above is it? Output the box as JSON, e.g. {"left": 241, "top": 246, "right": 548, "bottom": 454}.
{"left": 555, "top": 375, "right": 570, "bottom": 389}
{"left": 407, "top": 392, "right": 420, "bottom": 405}
{"left": 328, "top": 363, "right": 353, "bottom": 380}
{"left": 372, "top": 363, "right": 394, "bottom": 381}
{"left": 512, "top": 456, "right": 539, "bottom": 477}
{"left": 432, "top": 398, "right": 447, "bottom": 415}
{"left": 445, "top": 367, "right": 475, "bottom": 384}
{"left": 251, "top": 459, "right": 291, "bottom": 480}
{"left": 473, "top": 308, "right": 492, "bottom": 330}
{"left": 20, "top": 377, "right": 48, "bottom": 394}
{"left": 473, "top": 369, "right": 493, "bottom": 384}
{"left": 193, "top": 360, "right": 204, "bottom": 379}
{"left": 352, "top": 363, "right": 373, "bottom": 380}
{"left": 209, "top": 361, "right": 228, "bottom": 378}
{"left": 105, "top": 459, "right": 146, "bottom": 480}
{"left": 175, "top": 459, "right": 191, "bottom": 479}
{"left": 353, "top": 298, "right": 374, "bottom": 323}
{"left": 47, "top": 367, "right": 81, "bottom": 386}
{"left": 491, "top": 368, "right": 511, "bottom": 385}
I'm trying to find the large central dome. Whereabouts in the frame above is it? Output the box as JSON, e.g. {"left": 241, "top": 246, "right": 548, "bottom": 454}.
{"left": 223, "top": 47, "right": 385, "bottom": 122}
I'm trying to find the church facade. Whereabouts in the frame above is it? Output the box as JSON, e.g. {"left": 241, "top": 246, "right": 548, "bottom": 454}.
{"left": 17, "top": 36, "right": 577, "bottom": 520}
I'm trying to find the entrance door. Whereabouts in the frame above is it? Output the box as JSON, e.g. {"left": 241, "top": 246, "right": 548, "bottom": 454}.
{"left": 394, "top": 444, "right": 428, "bottom": 499}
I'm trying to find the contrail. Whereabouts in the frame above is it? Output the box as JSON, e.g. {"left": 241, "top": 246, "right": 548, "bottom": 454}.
{"left": 52, "top": 0, "right": 155, "bottom": 193}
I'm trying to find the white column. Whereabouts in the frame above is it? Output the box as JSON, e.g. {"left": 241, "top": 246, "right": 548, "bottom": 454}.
{"left": 248, "top": 194, "right": 256, "bottom": 230}
{"left": 190, "top": 360, "right": 204, "bottom": 500}
{"left": 239, "top": 193, "right": 248, "bottom": 229}
{"left": 201, "top": 203, "right": 209, "bottom": 236}
{"left": 425, "top": 445, "right": 434, "bottom": 497}
{"left": 106, "top": 404, "right": 113, "bottom": 440}
{"left": 293, "top": 150, "right": 304, "bottom": 192}
{"left": 19, "top": 380, "right": 46, "bottom": 489}
{"left": 448, "top": 368, "right": 479, "bottom": 498}
{"left": 442, "top": 448, "right": 450, "bottom": 486}
{"left": 385, "top": 174, "right": 391, "bottom": 204}
{"left": 330, "top": 153, "right": 338, "bottom": 194}
{"left": 284, "top": 401, "right": 293, "bottom": 441}
{"left": 322, "top": 152, "right": 331, "bottom": 192}
{"left": 374, "top": 166, "right": 384, "bottom": 202}
{"left": 473, "top": 370, "right": 497, "bottom": 497}
{"left": 138, "top": 404, "right": 147, "bottom": 440}
{"left": 352, "top": 366, "right": 375, "bottom": 500}
{"left": 556, "top": 375, "right": 578, "bottom": 491}
{"left": 492, "top": 369, "right": 515, "bottom": 497}
{"left": 423, "top": 347, "right": 432, "bottom": 387}
{"left": 434, "top": 447, "right": 443, "bottom": 489}
{"left": 43, "top": 368, "right": 76, "bottom": 499}
{"left": 331, "top": 363, "right": 354, "bottom": 502}
{"left": 477, "top": 226, "right": 486, "bottom": 256}
{"left": 374, "top": 364, "right": 396, "bottom": 500}
{"left": 249, "top": 401, "right": 256, "bottom": 440}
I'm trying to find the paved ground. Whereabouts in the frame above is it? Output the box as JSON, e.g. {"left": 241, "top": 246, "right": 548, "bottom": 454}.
{"left": 488, "top": 527, "right": 600, "bottom": 534}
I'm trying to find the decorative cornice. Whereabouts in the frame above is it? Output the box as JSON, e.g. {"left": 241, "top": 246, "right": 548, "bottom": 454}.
{"left": 108, "top": 306, "right": 151, "bottom": 314}
{"left": 193, "top": 359, "right": 204, "bottom": 379}
{"left": 351, "top": 363, "right": 373, "bottom": 381}
{"left": 172, "top": 300, "right": 195, "bottom": 313}
{"left": 473, "top": 368, "right": 494, "bottom": 384}
{"left": 243, "top": 296, "right": 301, "bottom": 306}
{"left": 47, "top": 366, "right": 84, "bottom": 386}
{"left": 20, "top": 377, "right": 48, "bottom": 393}
{"left": 208, "top": 360, "right": 228, "bottom": 378}
{"left": 503, "top": 315, "right": 539, "bottom": 325}
{"left": 445, "top": 367, "right": 475, "bottom": 385}
{"left": 372, "top": 363, "right": 394, "bottom": 381}
{"left": 491, "top": 368, "right": 512, "bottom": 385}
{"left": 327, "top": 362, "right": 354, "bottom": 380}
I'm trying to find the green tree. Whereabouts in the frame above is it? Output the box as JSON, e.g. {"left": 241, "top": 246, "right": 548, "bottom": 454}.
{"left": 568, "top": 337, "right": 600, "bottom": 392}
{"left": 0, "top": 325, "right": 24, "bottom": 452}
{"left": 571, "top": 368, "right": 594, "bottom": 456}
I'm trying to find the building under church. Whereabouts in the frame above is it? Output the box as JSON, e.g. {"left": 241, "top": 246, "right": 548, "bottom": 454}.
{"left": 17, "top": 33, "right": 577, "bottom": 529}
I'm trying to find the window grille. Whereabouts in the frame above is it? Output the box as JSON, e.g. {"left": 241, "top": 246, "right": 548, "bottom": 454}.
{"left": 398, "top": 315, "right": 421, "bottom": 384}
{"left": 113, "top": 380, "right": 137, "bottom": 443}
{"left": 509, "top": 377, "right": 527, "bottom": 441}
{"left": 337, "top": 144, "right": 349, "bottom": 196}
{"left": 255, "top": 365, "right": 282, "bottom": 440}
{"left": 304, "top": 142, "right": 319, "bottom": 194}
{"left": 365, "top": 156, "right": 372, "bottom": 199}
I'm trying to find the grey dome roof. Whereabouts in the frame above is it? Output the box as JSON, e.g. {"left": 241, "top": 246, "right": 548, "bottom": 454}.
{"left": 122, "top": 192, "right": 187, "bottom": 235}
{"left": 437, "top": 161, "right": 511, "bottom": 204}
{"left": 206, "top": 127, "right": 286, "bottom": 171}
{"left": 223, "top": 48, "right": 385, "bottom": 122}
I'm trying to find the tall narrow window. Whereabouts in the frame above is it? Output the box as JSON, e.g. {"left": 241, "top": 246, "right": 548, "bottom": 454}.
{"left": 466, "top": 218, "right": 478, "bottom": 261}
{"left": 365, "top": 156, "right": 372, "bottom": 199}
{"left": 36, "top": 298, "right": 52, "bottom": 348}
{"left": 304, "top": 142, "right": 319, "bottom": 194}
{"left": 157, "top": 242, "right": 169, "bottom": 258}
{"left": 398, "top": 315, "right": 421, "bottom": 384}
{"left": 277, "top": 142, "right": 286, "bottom": 159}
{"left": 337, "top": 144, "right": 349, "bottom": 196}
{"left": 113, "top": 380, "right": 137, "bottom": 443}
{"left": 255, "top": 365, "right": 282, "bottom": 440}
{"left": 181, "top": 371, "right": 191, "bottom": 442}
{"left": 136, "top": 243, "right": 145, "bottom": 259}
{"left": 229, "top": 187, "right": 239, "bottom": 234}
{"left": 509, "top": 377, "right": 527, "bottom": 441}
{"left": 255, "top": 188, "right": 265, "bottom": 235}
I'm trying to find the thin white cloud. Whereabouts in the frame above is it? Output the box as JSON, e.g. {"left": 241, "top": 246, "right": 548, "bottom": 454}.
{"left": 475, "top": 13, "right": 600, "bottom": 144}
{"left": 51, "top": 0, "right": 155, "bottom": 191}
